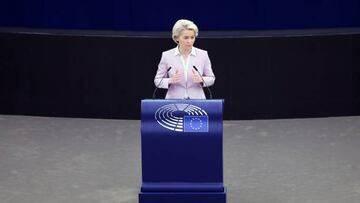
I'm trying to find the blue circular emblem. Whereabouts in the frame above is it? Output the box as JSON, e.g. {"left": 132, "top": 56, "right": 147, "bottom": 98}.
{"left": 155, "top": 103, "right": 208, "bottom": 132}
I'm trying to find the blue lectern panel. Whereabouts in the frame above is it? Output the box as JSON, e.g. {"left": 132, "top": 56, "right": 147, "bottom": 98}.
{"left": 140, "top": 99, "right": 226, "bottom": 203}
{"left": 141, "top": 99, "right": 224, "bottom": 185}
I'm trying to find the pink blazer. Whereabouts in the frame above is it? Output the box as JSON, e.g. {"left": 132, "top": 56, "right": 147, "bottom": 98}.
{"left": 154, "top": 47, "right": 215, "bottom": 99}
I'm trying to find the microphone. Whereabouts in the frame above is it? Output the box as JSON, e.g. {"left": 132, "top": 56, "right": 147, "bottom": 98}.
{"left": 152, "top": 67, "right": 172, "bottom": 99}
{"left": 193, "top": 66, "right": 213, "bottom": 99}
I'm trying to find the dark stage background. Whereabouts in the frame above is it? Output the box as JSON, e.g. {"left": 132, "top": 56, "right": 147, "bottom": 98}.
{"left": 0, "top": 0, "right": 360, "bottom": 30}
{"left": 1, "top": 0, "right": 360, "bottom": 120}
{"left": 0, "top": 28, "right": 359, "bottom": 120}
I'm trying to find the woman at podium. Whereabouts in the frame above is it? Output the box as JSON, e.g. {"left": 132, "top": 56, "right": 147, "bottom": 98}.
{"left": 154, "top": 19, "right": 215, "bottom": 99}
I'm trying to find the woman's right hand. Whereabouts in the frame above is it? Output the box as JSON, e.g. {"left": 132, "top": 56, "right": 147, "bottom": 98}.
{"left": 169, "top": 69, "right": 182, "bottom": 85}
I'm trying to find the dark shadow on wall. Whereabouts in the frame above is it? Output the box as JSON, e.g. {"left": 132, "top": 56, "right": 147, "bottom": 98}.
{"left": 0, "top": 28, "right": 359, "bottom": 119}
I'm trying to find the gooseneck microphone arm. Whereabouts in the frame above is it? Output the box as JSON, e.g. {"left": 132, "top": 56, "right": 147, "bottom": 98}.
{"left": 193, "top": 66, "right": 213, "bottom": 99}
{"left": 152, "top": 67, "right": 172, "bottom": 99}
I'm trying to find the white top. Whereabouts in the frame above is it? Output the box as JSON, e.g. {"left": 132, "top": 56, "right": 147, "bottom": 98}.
{"left": 174, "top": 46, "right": 197, "bottom": 82}
{"left": 174, "top": 47, "right": 197, "bottom": 98}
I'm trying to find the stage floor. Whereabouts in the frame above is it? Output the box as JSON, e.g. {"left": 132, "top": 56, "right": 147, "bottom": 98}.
{"left": 0, "top": 115, "right": 359, "bottom": 203}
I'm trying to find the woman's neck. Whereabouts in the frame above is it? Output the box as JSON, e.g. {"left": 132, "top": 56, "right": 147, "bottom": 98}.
{"left": 179, "top": 46, "right": 191, "bottom": 56}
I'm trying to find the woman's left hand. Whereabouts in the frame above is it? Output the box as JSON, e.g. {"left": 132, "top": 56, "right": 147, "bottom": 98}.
{"left": 192, "top": 69, "right": 203, "bottom": 84}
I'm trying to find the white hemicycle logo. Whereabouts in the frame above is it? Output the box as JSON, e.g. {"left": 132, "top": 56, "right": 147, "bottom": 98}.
{"left": 155, "top": 103, "right": 209, "bottom": 132}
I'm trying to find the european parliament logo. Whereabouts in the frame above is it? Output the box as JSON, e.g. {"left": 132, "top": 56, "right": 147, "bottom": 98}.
{"left": 155, "top": 103, "right": 209, "bottom": 132}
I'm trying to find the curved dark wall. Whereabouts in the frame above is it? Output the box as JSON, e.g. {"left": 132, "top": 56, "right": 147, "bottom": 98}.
{"left": 0, "top": 29, "right": 359, "bottom": 119}
{"left": 0, "top": 0, "right": 360, "bottom": 30}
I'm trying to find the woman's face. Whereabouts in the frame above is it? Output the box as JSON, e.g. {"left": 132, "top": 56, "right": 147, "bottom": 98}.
{"left": 177, "top": 29, "right": 196, "bottom": 50}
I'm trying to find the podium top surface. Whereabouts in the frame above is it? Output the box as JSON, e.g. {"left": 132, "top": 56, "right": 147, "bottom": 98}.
{"left": 142, "top": 99, "right": 224, "bottom": 104}
{"left": 142, "top": 99, "right": 224, "bottom": 101}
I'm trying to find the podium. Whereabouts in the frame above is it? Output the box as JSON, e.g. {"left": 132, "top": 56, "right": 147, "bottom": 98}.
{"left": 139, "top": 99, "right": 226, "bottom": 203}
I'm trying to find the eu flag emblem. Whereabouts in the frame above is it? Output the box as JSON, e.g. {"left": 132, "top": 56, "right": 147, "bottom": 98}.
{"left": 184, "top": 116, "right": 209, "bottom": 132}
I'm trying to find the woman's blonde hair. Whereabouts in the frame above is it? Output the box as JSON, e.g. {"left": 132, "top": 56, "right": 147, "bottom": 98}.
{"left": 172, "top": 19, "right": 199, "bottom": 44}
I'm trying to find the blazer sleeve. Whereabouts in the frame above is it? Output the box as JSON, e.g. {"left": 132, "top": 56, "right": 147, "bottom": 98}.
{"left": 154, "top": 52, "right": 170, "bottom": 89}
{"left": 202, "top": 51, "right": 215, "bottom": 87}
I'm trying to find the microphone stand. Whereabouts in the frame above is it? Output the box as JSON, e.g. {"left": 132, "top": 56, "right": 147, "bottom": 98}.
{"left": 152, "top": 67, "right": 172, "bottom": 99}
{"left": 193, "top": 66, "right": 213, "bottom": 99}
